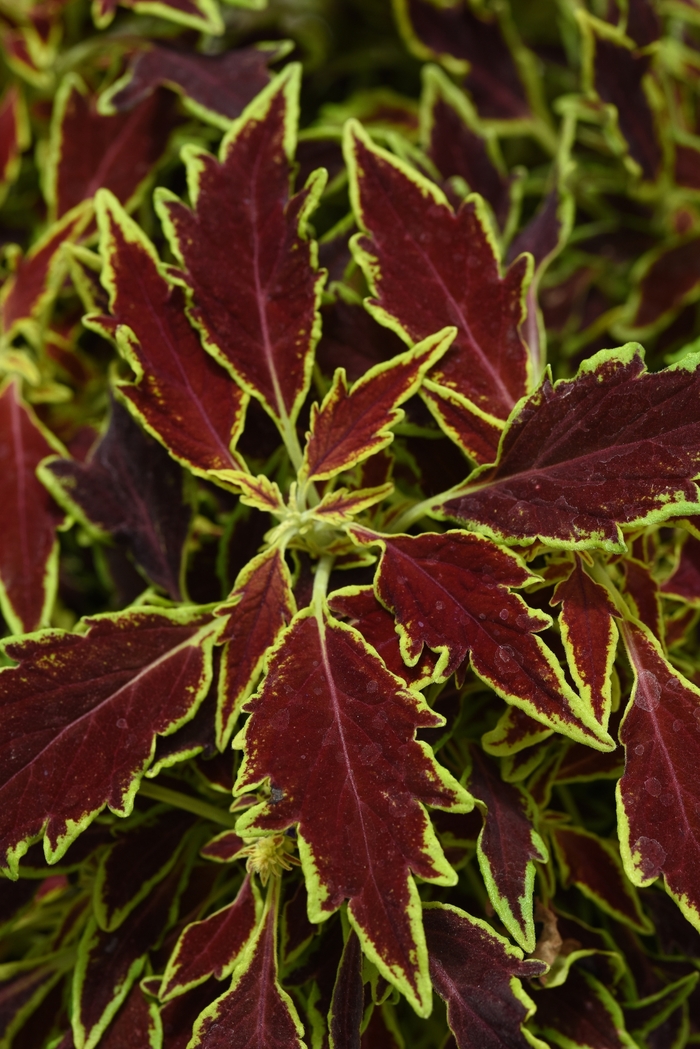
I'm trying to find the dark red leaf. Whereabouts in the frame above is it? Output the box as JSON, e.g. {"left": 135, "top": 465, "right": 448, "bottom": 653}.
{"left": 550, "top": 556, "right": 619, "bottom": 727}
{"left": 0, "top": 203, "right": 91, "bottom": 340}
{"left": 353, "top": 528, "right": 612, "bottom": 748}
{"left": 316, "top": 297, "right": 406, "bottom": 385}
{"left": 48, "top": 76, "right": 179, "bottom": 219}
{"left": 421, "top": 67, "right": 511, "bottom": 229}
{"left": 626, "top": 0, "right": 661, "bottom": 47}
{"left": 618, "top": 620, "right": 700, "bottom": 930}
{"left": 160, "top": 874, "right": 259, "bottom": 1001}
{"left": 200, "top": 830, "right": 246, "bottom": 863}
{"left": 328, "top": 930, "right": 364, "bottom": 1049}
{"left": 624, "top": 558, "right": 662, "bottom": 637}
{"left": 190, "top": 882, "right": 305, "bottom": 1048}
{"left": 102, "top": 43, "right": 285, "bottom": 127}
{"left": 215, "top": 547, "right": 296, "bottom": 749}
{"left": 396, "top": 0, "right": 531, "bottom": 121}
{"left": 441, "top": 347, "right": 700, "bottom": 550}
{"left": 482, "top": 704, "right": 553, "bottom": 755}
{"left": 73, "top": 865, "right": 182, "bottom": 1049}
{"left": 0, "top": 85, "right": 27, "bottom": 204}
{"left": 151, "top": 655, "right": 219, "bottom": 774}
{"left": 554, "top": 743, "right": 623, "bottom": 784}
{"left": 662, "top": 531, "right": 700, "bottom": 603}
{"left": 328, "top": 586, "right": 437, "bottom": 688}
{"left": 0, "top": 380, "right": 65, "bottom": 633}
{"left": 0, "top": 606, "right": 218, "bottom": 876}
{"left": 41, "top": 400, "right": 193, "bottom": 600}
{"left": 533, "top": 967, "right": 633, "bottom": 1048}
{"left": 346, "top": 121, "right": 531, "bottom": 423}
{"left": 420, "top": 382, "right": 503, "bottom": 465}
{"left": 94, "top": 809, "right": 195, "bottom": 931}
{"left": 423, "top": 903, "right": 546, "bottom": 1049}
{"left": 88, "top": 190, "right": 247, "bottom": 477}
{"left": 467, "top": 745, "right": 547, "bottom": 951}
{"left": 235, "top": 604, "right": 472, "bottom": 1014}
{"left": 0, "top": 967, "right": 64, "bottom": 1047}
{"left": 302, "top": 330, "right": 453, "bottom": 482}
{"left": 159, "top": 977, "right": 222, "bottom": 1049}
{"left": 624, "top": 238, "right": 700, "bottom": 332}
{"left": 98, "top": 984, "right": 160, "bottom": 1049}
{"left": 550, "top": 824, "right": 651, "bottom": 932}
{"left": 156, "top": 66, "right": 325, "bottom": 431}
{"left": 92, "top": 0, "right": 222, "bottom": 32}
{"left": 588, "top": 26, "right": 661, "bottom": 181}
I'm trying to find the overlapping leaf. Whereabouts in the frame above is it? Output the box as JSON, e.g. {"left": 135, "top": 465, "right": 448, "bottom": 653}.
{"left": 46, "top": 74, "right": 179, "bottom": 220}
{"left": 344, "top": 120, "right": 532, "bottom": 424}
{"left": 550, "top": 556, "right": 619, "bottom": 728}
{"left": 440, "top": 346, "right": 700, "bottom": 550}
{"left": 301, "top": 328, "right": 454, "bottom": 483}
{"left": 0, "top": 606, "right": 219, "bottom": 876}
{"left": 41, "top": 400, "right": 192, "bottom": 600}
{"left": 0, "top": 84, "right": 28, "bottom": 206}
{"left": 234, "top": 603, "right": 473, "bottom": 1015}
{"left": 467, "top": 745, "right": 547, "bottom": 952}
{"left": 423, "top": 903, "right": 547, "bottom": 1049}
{"left": 328, "top": 930, "right": 364, "bottom": 1049}
{"left": 533, "top": 967, "right": 635, "bottom": 1049}
{"left": 617, "top": 620, "right": 700, "bottom": 931}
{"left": 215, "top": 547, "right": 295, "bottom": 749}
{"left": 91, "top": 0, "right": 223, "bottom": 37}
{"left": 351, "top": 528, "right": 613, "bottom": 748}
{"left": 100, "top": 43, "right": 287, "bottom": 129}
{"left": 0, "top": 380, "right": 65, "bottom": 633}
{"left": 155, "top": 65, "right": 326, "bottom": 432}
{"left": 87, "top": 190, "right": 247, "bottom": 478}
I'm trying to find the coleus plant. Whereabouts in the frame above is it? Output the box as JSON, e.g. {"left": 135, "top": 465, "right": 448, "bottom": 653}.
{"left": 5, "top": 0, "right": 700, "bottom": 1047}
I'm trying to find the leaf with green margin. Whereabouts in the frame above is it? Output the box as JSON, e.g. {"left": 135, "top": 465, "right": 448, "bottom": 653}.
{"left": 623, "top": 558, "right": 662, "bottom": 638}
{"left": 351, "top": 527, "right": 613, "bottom": 749}
{"left": 550, "top": 556, "right": 619, "bottom": 729}
{"left": 0, "top": 84, "right": 28, "bottom": 208}
{"left": 422, "top": 902, "right": 548, "bottom": 1049}
{"left": 532, "top": 966, "right": 637, "bottom": 1048}
{"left": 233, "top": 602, "right": 473, "bottom": 1016}
{"left": 548, "top": 822, "right": 651, "bottom": 934}
{"left": 615, "top": 237, "right": 700, "bottom": 339}
{"left": 93, "top": 809, "right": 195, "bottom": 932}
{"left": 328, "top": 929, "right": 364, "bottom": 1049}
{"left": 73, "top": 863, "right": 184, "bottom": 1049}
{"left": 0, "top": 201, "right": 91, "bottom": 343}
{"left": 301, "top": 327, "right": 455, "bottom": 483}
{"left": 0, "top": 966, "right": 67, "bottom": 1048}
{"left": 45, "top": 74, "right": 180, "bottom": 221}
{"left": 40, "top": 399, "right": 193, "bottom": 601}
{"left": 467, "top": 744, "right": 547, "bottom": 953}
{"left": 200, "top": 830, "right": 246, "bottom": 863}
{"left": 99, "top": 43, "right": 287, "bottom": 130}
{"left": 420, "top": 380, "right": 504, "bottom": 466}
{"left": 344, "top": 119, "right": 532, "bottom": 424}
{"left": 91, "top": 0, "right": 222, "bottom": 37}
{"left": 482, "top": 705, "right": 553, "bottom": 756}
{"left": 0, "top": 606, "right": 220, "bottom": 878}
{"left": 439, "top": 346, "right": 700, "bottom": 551}
{"left": 189, "top": 880, "right": 306, "bottom": 1048}
{"left": 96, "top": 983, "right": 161, "bottom": 1049}
{"left": 87, "top": 190, "right": 247, "bottom": 479}
{"left": 214, "top": 547, "right": 296, "bottom": 749}
{"left": 662, "top": 531, "right": 700, "bottom": 604}
{"left": 617, "top": 619, "right": 700, "bottom": 933}
{"left": 159, "top": 874, "right": 259, "bottom": 1002}
{"left": 155, "top": 65, "right": 326, "bottom": 434}
{"left": 0, "top": 379, "right": 65, "bottom": 634}
{"left": 623, "top": 972, "right": 699, "bottom": 1041}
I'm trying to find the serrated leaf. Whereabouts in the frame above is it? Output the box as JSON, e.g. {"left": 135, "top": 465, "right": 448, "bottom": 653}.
{"left": 313, "top": 484, "right": 394, "bottom": 523}
{"left": 316, "top": 296, "right": 406, "bottom": 385}
{"left": 0, "top": 202, "right": 91, "bottom": 342}
{"left": 91, "top": 0, "right": 222, "bottom": 33}
{"left": 617, "top": 619, "right": 700, "bottom": 931}
{"left": 190, "top": 882, "right": 306, "bottom": 1048}
{"left": 94, "top": 810, "right": 195, "bottom": 932}
{"left": 624, "top": 558, "right": 662, "bottom": 637}
{"left": 87, "top": 190, "right": 247, "bottom": 478}
{"left": 420, "top": 381, "right": 503, "bottom": 465}
{"left": 301, "top": 328, "right": 455, "bottom": 483}
{"left": 200, "top": 830, "right": 246, "bottom": 863}
{"left": 0, "top": 379, "right": 65, "bottom": 633}
{"left": 73, "top": 864, "right": 182, "bottom": 1049}
{"left": 482, "top": 705, "right": 553, "bottom": 756}
{"left": 467, "top": 745, "right": 547, "bottom": 952}
{"left": 352, "top": 528, "right": 613, "bottom": 748}
{"left": 328, "top": 586, "right": 437, "bottom": 688}
{"left": 46, "top": 74, "right": 179, "bottom": 220}
{"left": 155, "top": 65, "right": 326, "bottom": 433}
{"left": 441, "top": 346, "right": 700, "bottom": 551}
{"left": 550, "top": 824, "right": 651, "bottom": 934}
{"left": 328, "top": 929, "right": 364, "bottom": 1049}
{"left": 40, "top": 400, "right": 193, "bottom": 601}
{"left": 533, "top": 966, "right": 636, "bottom": 1048}
{"left": 345, "top": 120, "right": 532, "bottom": 424}
{"left": 100, "top": 43, "right": 286, "bottom": 129}
{"left": 0, "top": 606, "right": 219, "bottom": 877}
{"left": 422, "top": 902, "right": 547, "bottom": 1049}
{"left": 215, "top": 547, "right": 295, "bottom": 749}
{"left": 160, "top": 874, "right": 259, "bottom": 1001}
{"left": 550, "top": 556, "right": 619, "bottom": 728}
{"left": 234, "top": 603, "right": 473, "bottom": 1015}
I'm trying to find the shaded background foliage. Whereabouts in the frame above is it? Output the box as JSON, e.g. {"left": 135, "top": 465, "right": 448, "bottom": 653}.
{"left": 4, "top": 0, "right": 700, "bottom": 1047}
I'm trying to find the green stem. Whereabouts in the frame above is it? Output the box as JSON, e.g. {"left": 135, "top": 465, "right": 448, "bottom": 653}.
{"left": 312, "top": 553, "right": 334, "bottom": 610}
{"left": 138, "top": 781, "right": 239, "bottom": 828}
